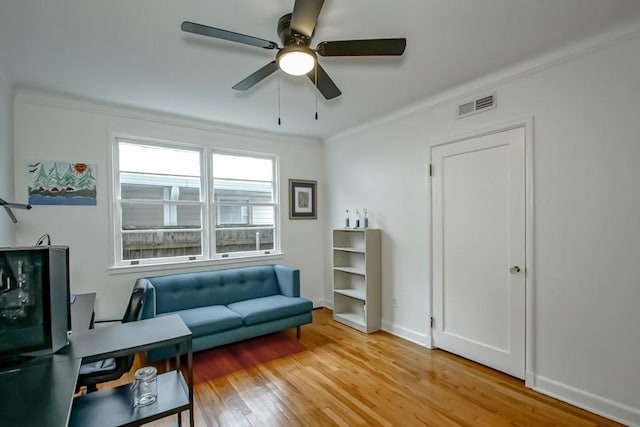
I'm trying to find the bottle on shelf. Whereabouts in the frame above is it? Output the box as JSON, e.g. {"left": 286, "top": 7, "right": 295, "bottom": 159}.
{"left": 355, "top": 209, "right": 360, "bottom": 228}
{"left": 345, "top": 209, "right": 350, "bottom": 228}
{"left": 363, "top": 208, "right": 369, "bottom": 228}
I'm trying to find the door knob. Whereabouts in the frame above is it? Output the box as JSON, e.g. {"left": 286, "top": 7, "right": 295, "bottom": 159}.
{"left": 509, "top": 266, "right": 521, "bottom": 274}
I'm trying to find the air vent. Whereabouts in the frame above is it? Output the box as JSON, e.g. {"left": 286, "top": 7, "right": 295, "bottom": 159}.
{"left": 456, "top": 92, "right": 497, "bottom": 119}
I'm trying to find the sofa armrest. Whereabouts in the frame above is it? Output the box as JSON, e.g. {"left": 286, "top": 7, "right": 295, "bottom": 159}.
{"left": 137, "top": 279, "right": 157, "bottom": 319}
{"left": 274, "top": 265, "right": 300, "bottom": 297}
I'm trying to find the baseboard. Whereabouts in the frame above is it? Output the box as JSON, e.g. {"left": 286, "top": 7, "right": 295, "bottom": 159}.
{"left": 525, "top": 370, "right": 536, "bottom": 388}
{"left": 381, "top": 319, "right": 432, "bottom": 348}
{"left": 316, "top": 304, "right": 431, "bottom": 347}
{"left": 534, "top": 375, "right": 640, "bottom": 427}
{"left": 314, "top": 299, "right": 332, "bottom": 310}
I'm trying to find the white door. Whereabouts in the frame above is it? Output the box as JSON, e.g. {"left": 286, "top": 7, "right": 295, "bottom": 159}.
{"left": 431, "top": 126, "right": 526, "bottom": 379}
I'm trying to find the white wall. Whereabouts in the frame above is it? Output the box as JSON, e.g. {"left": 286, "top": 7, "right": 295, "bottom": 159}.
{"left": 0, "top": 67, "right": 14, "bottom": 246}
{"left": 324, "top": 28, "right": 640, "bottom": 426}
{"left": 13, "top": 90, "right": 326, "bottom": 319}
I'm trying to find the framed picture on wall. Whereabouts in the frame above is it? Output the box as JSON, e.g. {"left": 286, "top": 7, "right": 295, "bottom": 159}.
{"left": 289, "top": 179, "right": 317, "bottom": 220}
{"left": 27, "top": 161, "right": 97, "bottom": 206}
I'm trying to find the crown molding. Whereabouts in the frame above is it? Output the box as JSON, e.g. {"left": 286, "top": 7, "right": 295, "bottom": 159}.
{"left": 329, "top": 17, "right": 640, "bottom": 142}
{"left": 14, "top": 87, "right": 322, "bottom": 146}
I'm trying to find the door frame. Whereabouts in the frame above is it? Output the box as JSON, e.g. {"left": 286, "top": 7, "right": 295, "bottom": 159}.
{"left": 429, "top": 116, "right": 535, "bottom": 388}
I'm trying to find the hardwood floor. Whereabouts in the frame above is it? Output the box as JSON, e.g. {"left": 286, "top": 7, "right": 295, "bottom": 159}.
{"left": 114, "top": 308, "right": 622, "bottom": 426}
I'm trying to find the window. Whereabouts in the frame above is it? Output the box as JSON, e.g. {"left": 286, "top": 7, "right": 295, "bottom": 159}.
{"left": 213, "top": 153, "right": 276, "bottom": 255}
{"left": 113, "top": 139, "right": 279, "bottom": 266}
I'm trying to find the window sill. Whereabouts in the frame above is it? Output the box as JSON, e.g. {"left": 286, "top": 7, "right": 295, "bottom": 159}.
{"left": 107, "top": 252, "right": 285, "bottom": 276}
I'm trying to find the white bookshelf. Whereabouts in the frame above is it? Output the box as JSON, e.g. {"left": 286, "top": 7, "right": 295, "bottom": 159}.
{"left": 332, "top": 228, "right": 381, "bottom": 333}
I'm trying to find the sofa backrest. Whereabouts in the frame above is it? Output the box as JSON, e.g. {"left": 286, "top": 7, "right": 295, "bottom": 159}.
{"left": 145, "top": 265, "right": 281, "bottom": 314}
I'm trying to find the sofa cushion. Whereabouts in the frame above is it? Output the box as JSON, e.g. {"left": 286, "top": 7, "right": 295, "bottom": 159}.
{"left": 227, "top": 295, "right": 313, "bottom": 326}
{"left": 161, "top": 305, "right": 243, "bottom": 337}
{"left": 146, "top": 265, "right": 281, "bottom": 313}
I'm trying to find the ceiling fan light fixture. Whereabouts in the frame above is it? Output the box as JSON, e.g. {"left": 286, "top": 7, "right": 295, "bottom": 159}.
{"left": 182, "top": 0, "right": 406, "bottom": 99}
{"left": 277, "top": 46, "right": 316, "bottom": 76}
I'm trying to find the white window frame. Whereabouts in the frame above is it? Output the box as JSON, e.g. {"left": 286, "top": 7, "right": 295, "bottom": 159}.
{"left": 211, "top": 149, "right": 279, "bottom": 260}
{"left": 110, "top": 136, "right": 280, "bottom": 268}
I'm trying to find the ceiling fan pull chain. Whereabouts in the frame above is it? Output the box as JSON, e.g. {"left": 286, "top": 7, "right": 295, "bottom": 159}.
{"left": 278, "top": 75, "right": 282, "bottom": 125}
{"left": 314, "top": 66, "right": 319, "bottom": 120}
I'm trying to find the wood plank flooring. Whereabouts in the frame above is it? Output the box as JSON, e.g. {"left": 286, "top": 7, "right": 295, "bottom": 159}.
{"left": 108, "top": 308, "right": 622, "bottom": 426}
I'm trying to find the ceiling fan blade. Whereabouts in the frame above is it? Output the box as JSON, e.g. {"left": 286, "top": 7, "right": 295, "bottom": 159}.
{"left": 233, "top": 61, "right": 279, "bottom": 91}
{"left": 306, "top": 63, "right": 341, "bottom": 100}
{"left": 181, "top": 21, "right": 278, "bottom": 50}
{"left": 316, "top": 38, "right": 407, "bottom": 56}
{"left": 0, "top": 198, "right": 30, "bottom": 223}
{"left": 3, "top": 206, "right": 17, "bottom": 224}
{"left": 290, "top": 0, "right": 325, "bottom": 38}
{"left": 0, "top": 198, "right": 31, "bottom": 210}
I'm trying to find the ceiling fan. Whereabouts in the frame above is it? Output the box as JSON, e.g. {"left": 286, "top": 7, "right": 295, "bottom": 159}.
{"left": 181, "top": 0, "right": 407, "bottom": 100}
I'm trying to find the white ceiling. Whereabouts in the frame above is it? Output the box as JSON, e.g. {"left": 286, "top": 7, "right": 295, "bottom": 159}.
{"left": 2, "top": 0, "right": 640, "bottom": 139}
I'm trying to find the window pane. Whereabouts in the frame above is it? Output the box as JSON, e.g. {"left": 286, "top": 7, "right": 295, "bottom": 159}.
{"left": 217, "top": 205, "right": 249, "bottom": 225}
{"left": 121, "top": 203, "right": 201, "bottom": 229}
{"left": 122, "top": 231, "right": 202, "bottom": 260}
{"left": 122, "top": 183, "right": 164, "bottom": 200}
{"left": 213, "top": 154, "right": 272, "bottom": 181}
{"left": 119, "top": 142, "right": 201, "bottom": 176}
{"left": 121, "top": 173, "right": 200, "bottom": 201}
{"left": 216, "top": 204, "right": 274, "bottom": 227}
{"left": 213, "top": 178, "right": 273, "bottom": 203}
{"left": 251, "top": 205, "right": 274, "bottom": 225}
{"left": 211, "top": 153, "right": 275, "bottom": 256}
{"left": 215, "top": 227, "right": 274, "bottom": 254}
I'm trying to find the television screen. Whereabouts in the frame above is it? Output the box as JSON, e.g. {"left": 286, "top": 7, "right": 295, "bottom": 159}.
{"left": 0, "top": 246, "right": 70, "bottom": 364}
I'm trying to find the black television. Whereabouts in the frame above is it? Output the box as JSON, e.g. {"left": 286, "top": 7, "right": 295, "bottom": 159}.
{"left": 0, "top": 246, "right": 71, "bottom": 365}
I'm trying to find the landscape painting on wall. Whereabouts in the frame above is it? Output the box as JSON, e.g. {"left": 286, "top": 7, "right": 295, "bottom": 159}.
{"left": 28, "top": 161, "right": 97, "bottom": 206}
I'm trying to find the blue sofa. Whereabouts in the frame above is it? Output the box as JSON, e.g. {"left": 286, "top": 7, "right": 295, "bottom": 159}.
{"left": 137, "top": 264, "right": 313, "bottom": 361}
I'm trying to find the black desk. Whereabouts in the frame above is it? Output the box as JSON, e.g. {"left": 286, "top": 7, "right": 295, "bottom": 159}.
{"left": 0, "top": 355, "right": 81, "bottom": 427}
{"left": 68, "top": 315, "right": 193, "bottom": 427}
{"left": 0, "top": 292, "right": 95, "bottom": 427}
{"left": 0, "top": 294, "right": 193, "bottom": 427}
